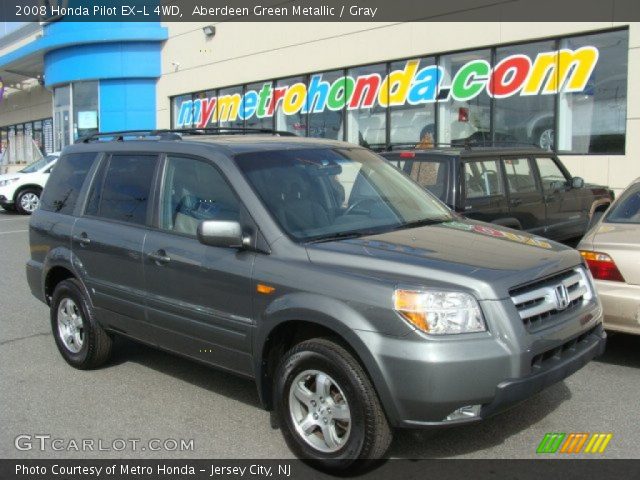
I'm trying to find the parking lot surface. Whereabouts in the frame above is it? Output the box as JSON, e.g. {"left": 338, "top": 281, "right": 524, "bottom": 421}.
{"left": 1, "top": 210, "right": 638, "bottom": 459}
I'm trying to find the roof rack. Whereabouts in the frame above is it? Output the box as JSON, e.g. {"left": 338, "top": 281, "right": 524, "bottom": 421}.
{"left": 374, "top": 140, "right": 541, "bottom": 152}
{"left": 76, "top": 127, "right": 297, "bottom": 143}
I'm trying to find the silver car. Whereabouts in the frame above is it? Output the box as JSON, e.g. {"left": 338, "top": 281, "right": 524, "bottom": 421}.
{"left": 579, "top": 177, "right": 640, "bottom": 335}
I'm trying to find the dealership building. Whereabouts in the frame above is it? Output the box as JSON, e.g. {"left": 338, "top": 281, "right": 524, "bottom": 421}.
{"left": 0, "top": 20, "right": 637, "bottom": 192}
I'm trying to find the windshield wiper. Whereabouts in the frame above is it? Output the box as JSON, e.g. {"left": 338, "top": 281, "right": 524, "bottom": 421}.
{"left": 391, "top": 217, "right": 449, "bottom": 231}
{"left": 306, "top": 230, "right": 373, "bottom": 244}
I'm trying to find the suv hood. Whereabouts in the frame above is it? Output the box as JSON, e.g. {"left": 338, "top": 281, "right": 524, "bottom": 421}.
{"left": 306, "top": 219, "right": 581, "bottom": 300}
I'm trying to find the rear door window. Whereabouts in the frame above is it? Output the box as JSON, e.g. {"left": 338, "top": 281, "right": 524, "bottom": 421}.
{"left": 503, "top": 158, "right": 538, "bottom": 194}
{"left": 40, "top": 152, "right": 98, "bottom": 215}
{"left": 464, "top": 159, "right": 503, "bottom": 199}
{"left": 85, "top": 154, "right": 158, "bottom": 225}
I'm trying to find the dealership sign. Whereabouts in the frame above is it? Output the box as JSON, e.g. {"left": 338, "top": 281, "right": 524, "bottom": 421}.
{"left": 0, "top": 77, "right": 4, "bottom": 103}
{"left": 176, "top": 46, "right": 599, "bottom": 128}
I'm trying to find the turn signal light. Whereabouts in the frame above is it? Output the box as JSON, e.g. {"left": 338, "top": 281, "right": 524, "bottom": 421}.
{"left": 579, "top": 250, "right": 625, "bottom": 282}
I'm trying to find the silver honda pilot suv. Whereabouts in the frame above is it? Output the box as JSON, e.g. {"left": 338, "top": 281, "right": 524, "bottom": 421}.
{"left": 27, "top": 131, "right": 606, "bottom": 471}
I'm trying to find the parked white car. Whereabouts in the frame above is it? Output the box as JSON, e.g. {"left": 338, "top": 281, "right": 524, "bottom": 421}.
{"left": 0, "top": 153, "right": 60, "bottom": 214}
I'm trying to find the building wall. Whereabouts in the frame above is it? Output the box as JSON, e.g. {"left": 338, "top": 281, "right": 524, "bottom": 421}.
{"left": 0, "top": 84, "right": 51, "bottom": 127}
{"left": 157, "top": 21, "right": 640, "bottom": 192}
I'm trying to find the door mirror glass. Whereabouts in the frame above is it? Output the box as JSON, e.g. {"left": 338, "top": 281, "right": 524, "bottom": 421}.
{"left": 572, "top": 177, "right": 585, "bottom": 189}
{"left": 197, "top": 220, "right": 246, "bottom": 248}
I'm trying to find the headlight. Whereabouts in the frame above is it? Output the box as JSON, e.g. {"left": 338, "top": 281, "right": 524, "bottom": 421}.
{"left": 393, "top": 288, "right": 486, "bottom": 335}
{"left": 0, "top": 178, "right": 19, "bottom": 187}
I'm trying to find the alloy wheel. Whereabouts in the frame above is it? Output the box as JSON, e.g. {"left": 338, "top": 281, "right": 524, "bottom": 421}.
{"left": 288, "top": 369, "right": 351, "bottom": 453}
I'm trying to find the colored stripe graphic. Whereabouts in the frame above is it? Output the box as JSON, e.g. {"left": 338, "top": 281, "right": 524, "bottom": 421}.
{"left": 537, "top": 433, "right": 566, "bottom": 453}
{"left": 584, "top": 433, "right": 613, "bottom": 453}
{"left": 537, "top": 433, "right": 613, "bottom": 454}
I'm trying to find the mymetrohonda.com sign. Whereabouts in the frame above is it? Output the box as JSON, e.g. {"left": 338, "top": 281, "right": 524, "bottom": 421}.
{"left": 176, "top": 46, "right": 598, "bottom": 128}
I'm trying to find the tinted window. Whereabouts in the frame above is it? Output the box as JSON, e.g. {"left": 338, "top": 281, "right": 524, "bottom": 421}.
{"left": 87, "top": 155, "right": 157, "bottom": 225}
{"left": 504, "top": 158, "right": 538, "bottom": 193}
{"left": 40, "top": 152, "right": 97, "bottom": 214}
{"left": 606, "top": 183, "right": 640, "bottom": 224}
{"left": 536, "top": 157, "right": 568, "bottom": 191}
{"left": 160, "top": 156, "right": 240, "bottom": 236}
{"left": 404, "top": 159, "right": 448, "bottom": 200}
{"left": 465, "top": 160, "right": 503, "bottom": 199}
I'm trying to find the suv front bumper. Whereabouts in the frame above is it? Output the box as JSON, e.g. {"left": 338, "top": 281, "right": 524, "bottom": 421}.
{"left": 355, "top": 300, "right": 605, "bottom": 428}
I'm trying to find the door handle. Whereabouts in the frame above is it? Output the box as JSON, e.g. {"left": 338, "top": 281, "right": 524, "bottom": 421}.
{"left": 148, "top": 250, "right": 171, "bottom": 264}
{"left": 544, "top": 194, "right": 555, "bottom": 202}
{"left": 510, "top": 199, "right": 522, "bottom": 207}
{"left": 72, "top": 233, "right": 91, "bottom": 246}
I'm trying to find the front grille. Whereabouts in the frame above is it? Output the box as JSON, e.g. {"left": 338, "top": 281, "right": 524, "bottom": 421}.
{"left": 510, "top": 267, "right": 592, "bottom": 331}
{"left": 530, "top": 326, "right": 598, "bottom": 370}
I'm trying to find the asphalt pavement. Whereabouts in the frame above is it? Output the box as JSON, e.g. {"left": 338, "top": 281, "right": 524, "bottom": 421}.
{"left": 1, "top": 209, "right": 638, "bottom": 460}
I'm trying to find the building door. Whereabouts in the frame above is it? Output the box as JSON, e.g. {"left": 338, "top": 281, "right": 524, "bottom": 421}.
{"left": 53, "top": 85, "right": 72, "bottom": 151}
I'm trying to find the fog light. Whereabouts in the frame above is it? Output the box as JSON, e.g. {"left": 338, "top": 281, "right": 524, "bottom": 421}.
{"left": 444, "top": 404, "right": 481, "bottom": 421}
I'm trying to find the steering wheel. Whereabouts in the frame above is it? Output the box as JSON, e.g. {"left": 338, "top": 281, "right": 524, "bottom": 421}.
{"left": 344, "top": 197, "right": 380, "bottom": 215}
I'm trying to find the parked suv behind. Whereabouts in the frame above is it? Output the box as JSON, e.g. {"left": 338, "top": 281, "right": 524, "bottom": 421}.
{"left": 0, "top": 152, "right": 60, "bottom": 214}
{"left": 27, "top": 130, "right": 605, "bottom": 470}
{"left": 381, "top": 147, "right": 613, "bottom": 243}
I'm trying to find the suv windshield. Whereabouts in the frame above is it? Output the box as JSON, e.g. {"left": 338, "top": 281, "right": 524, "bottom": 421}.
{"left": 19, "top": 155, "right": 56, "bottom": 173}
{"left": 235, "top": 147, "right": 451, "bottom": 242}
{"left": 605, "top": 183, "right": 640, "bottom": 224}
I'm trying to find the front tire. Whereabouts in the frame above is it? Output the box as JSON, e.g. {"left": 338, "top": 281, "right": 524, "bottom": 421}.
{"left": 15, "top": 188, "right": 41, "bottom": 215}
{"left": 50, "top": 279, "right": 112, "bottom": 369}
{"left": 274, "top": 338, "right": 392, "bottom": 471}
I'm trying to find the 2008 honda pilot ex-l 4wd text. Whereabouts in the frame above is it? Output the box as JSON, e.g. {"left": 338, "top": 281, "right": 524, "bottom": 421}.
{"left": 27, "top": 131, "right": 606, "bottom": 470}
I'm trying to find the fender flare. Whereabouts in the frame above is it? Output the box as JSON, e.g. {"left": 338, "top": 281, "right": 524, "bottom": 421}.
{"left": 253, "top": 293, "right": 401, "bottom": 424}
{"left": 42, "top": 246, "right": 93, "bottom": 307}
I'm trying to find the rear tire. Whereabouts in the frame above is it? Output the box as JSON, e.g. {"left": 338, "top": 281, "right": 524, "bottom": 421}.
{"left": 274, "top": 338, "right": 392, "bottom": 472}
{"left": 50, "top": 279, "right": 112, "bottom": 369}
{"left": 15, "top": 188, "right": 41, "bottom": 215}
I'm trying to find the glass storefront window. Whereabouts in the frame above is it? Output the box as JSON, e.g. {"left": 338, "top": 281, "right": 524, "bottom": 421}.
{"left": 308, "top": 70, "right": 344, "bottom": 140}
{"left": 347, "top": 63, "right": 386, "bottom": 148}
{"left": 172, "top": 93, "right": 194, "bottom": 128}
{"left": 558, "top": 30, "right": 628, "bottom": 154}
{"left": 73, "top": 81, "right": 99, "bottom": 141}
{"left": 169, "top": 28, "right": 629, "bottom": 155}
{"left": 389, "top": 58, "right": 436, "bottom": 146}
{"left": 274, "top": 76, "right": 306, "bottom": 135}
{"left": 217, "top": 86, "right": 244, "bottom": 129}
{"left": 438, "top": 49, "right": 492, "bottom": 146}
{"left": 493, "top": 41, "right": 556, "bottom": 149}
{"left": 245, "top": 81, "right": 274, "bottom": 131}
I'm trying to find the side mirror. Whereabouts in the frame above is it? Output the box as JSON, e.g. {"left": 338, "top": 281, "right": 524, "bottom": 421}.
{"left": 197, "top": 220, "right": 249, "bottom": 249}
{"left": 571, "top": 177, "right": 585, "bottom": 189}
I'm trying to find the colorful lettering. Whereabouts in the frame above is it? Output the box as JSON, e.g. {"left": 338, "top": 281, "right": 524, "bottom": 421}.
{"left": 174, "top": 46, "right": 599, "bottom": 127}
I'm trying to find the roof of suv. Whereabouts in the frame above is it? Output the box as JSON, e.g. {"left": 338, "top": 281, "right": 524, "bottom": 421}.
{"left": 181, "top": 134, "right": 350, "bottom": 154}
{"left": 69, "top": 130, "right": 356, "bottom": 155}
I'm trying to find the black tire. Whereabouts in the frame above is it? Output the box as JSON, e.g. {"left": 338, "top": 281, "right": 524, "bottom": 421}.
{"left": 50, "top": 278, "right": 112, "bottom": 369}
{"left": 274, "top": 338, "right": 392, "bottom": 472}
{"left": 15, "top": 188, "right": 41, "bottom": 215}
